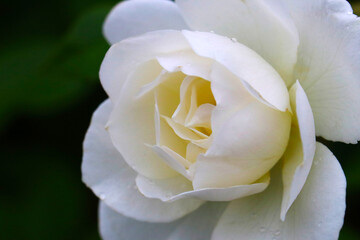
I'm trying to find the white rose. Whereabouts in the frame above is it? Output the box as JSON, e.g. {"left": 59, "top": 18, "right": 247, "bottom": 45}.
{"left": 82, "top": 0, "right": 360, "bottom": 239}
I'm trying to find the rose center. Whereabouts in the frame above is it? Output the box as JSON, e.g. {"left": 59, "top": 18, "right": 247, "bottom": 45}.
{"left": 138, "top": 69, "right": 216, "bottom": 169}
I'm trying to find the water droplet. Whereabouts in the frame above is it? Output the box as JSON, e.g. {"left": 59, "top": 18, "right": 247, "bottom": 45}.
{"left": 231, "top": 37, "right": 238, "bottom": 42}
{"left": 210, "top": 30, "right": 215, "bottom": 33}
{"left": 275, "top": 230, "right": 281, "bottom": 236}
{"left": 260, "top": 227, "right": 266, "bottom": 233}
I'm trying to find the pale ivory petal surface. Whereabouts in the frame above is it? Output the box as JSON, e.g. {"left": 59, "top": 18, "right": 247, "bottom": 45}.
{"left": 99, "top": 201, "right": 179, "bottom": 240}
{"left": 104, "top": 0, "right": 188, "bottom": 44}
{"left": 284, "top": 0, "right": 360, "bottom": 143}
{"left": 281, "top": 81, "right": 316, "bottom": 221}
{"left": 176, "top": 0, "right": 299, "bottom": 85}
{"left": 100, "top": 201, "right": 227, "bottom": 240}
{"left": 100, "top": 30, "right": 190, "bottom": 103}
{"left": 182, "top": 30, "right": 290, "bottom": 112}
{"left": 167, "top": 202, "right": 227, "bottom": 240}
{"left": 107, "top": 60, "right": 179, "bottom": 179}
{"left": 210, "top": 63, "right": 255, "bottom": 136}
{"left": 157, "top": 50, "right": 213, "bottom": 80}
{"left": 150, "top": 145, "right": 192, "bottom": 180}
{"left": 212, "top": 143, "right": 346, "bottom": 240}
{"left": 136, "top": 173, "right": 270, "bottom": 202}
{"left": 194, "top": 101, "right": 291, "bottom": 189}
{"left": 83, "top": 100, "right": 202, "bottom": 223}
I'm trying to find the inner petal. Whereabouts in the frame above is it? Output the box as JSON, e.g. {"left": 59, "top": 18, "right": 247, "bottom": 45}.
{"left": 162, "top": 116, "right": 206, "bottom": 141}
{"left": 173, "top": 77, "right": 215, "bottom": 136}
{"left": 141, "top": 66, "right": 218, "bottom": 177}
{"left": 153, "top": 71, "right": 185, "bottom": 117}
{"left": 154, "top": 96, "right": 188, "bottom": 158}
{"left": 172, "top": 76, "right": 198, "bottom": 124}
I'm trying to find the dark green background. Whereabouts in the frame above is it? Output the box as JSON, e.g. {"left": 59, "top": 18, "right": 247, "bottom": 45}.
{"left": 0, "top": 0, "right": 359, "bottom": 239}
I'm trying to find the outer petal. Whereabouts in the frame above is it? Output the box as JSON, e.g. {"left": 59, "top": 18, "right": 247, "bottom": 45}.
{"left": 210, "top": 63, "right": 258, "bottom": 136}
{"left": 82, "top": 100, "right": 202, "bottom": 223}
{"left": 212, "top": 143, "right": 346, "bottom": 240}
{"left": 194, "top": 100, "right": 291, "bottom": 189}
{"left": 99, "top": 202, "right": 179, "bottom": 240}
{"left": 107, "top": 60, "right": 179, "bottom": 179}
{"left": 136, "top": 173, "right": 270, "bottom": 202}
{"left": 156, "top": 50, "right": 213, "bottom": 80}
{"left": 285, "top": 0, "right": 360, "bottom": 143}
{"left": 177, "top": 0, "right": 299, "bottom": 85}
{"left": 100, "top": 30, "right": 189, "bottom": 102}
{"left": 167, "top": 202, "right": 227, "bottom": 240}
{"left": 281, "top": 81, "right": 316, "bottom": 220}
{"left": 100, "top": 201, "right": 226, "bottom": 240}
{"left": 182, "top": 30, "right": 290, "bottom": 112}
{"left": 104, "top": 0, "right": 188, "bottom": 44}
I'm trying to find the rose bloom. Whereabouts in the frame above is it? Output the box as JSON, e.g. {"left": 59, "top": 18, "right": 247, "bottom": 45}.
{"left": 82, "top": 0, "right": 360, "bottom": 239}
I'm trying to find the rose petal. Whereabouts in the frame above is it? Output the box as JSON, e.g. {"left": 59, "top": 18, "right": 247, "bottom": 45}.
{"left": 107, "top": 60, "right": 179, "bottom": 179}
{"left": 163, "top": 116, "right": 205, "bottom": 141}
{"left": 186, "top": 103, "right": 214, "bottom": 129}
{"left": 194, "top": 100, "right": 291, "bottom": 189}
{"left": 182, "top": 30, "right": 290, "bottom": 112}
{"left": 136, "top": 173, "right": 270, "bottom": 202}
{"left": 104, "top": 0, "right": 188, "bottom": 44}
{"left": 154, "top": 94, "right": 188, "bottom": 160}
{"left": 212, "top": 143, "right": 346, "bottom": 240}
{"left": 285, "top": 0, "right": 360, "bottom": 143}
{"left": 281, "top": 81, "right": 316, "bottom": 220}
{"left": 157, "top": 50, "right": 213, "bottom": 80}
{"left": 136, "top": 70, "right": 178, "bottom": 99}
{"left": 100, "top": 30, "right": 189, "bottom": 102}
{"left": 210, "top": 63, "right": 255, "bottom": 136}
{"left": 172, "top": 76, "right": 214, "bottom": 126}
{"left": 186, "top": 143, "right": 205, "bottom": 163}
{"left": 150, "top": 145, "right": 192, "bottom": 180}
{"left": 82, "top": 100, "right": 202, "bottom": 223}
{"left": 177, "top": 0, "right": 299, "bottom": 86}
{"left": 167, "top": 202, "right": 227, "bottom": 240}
{"left": 99, "top": 201, "right": 179, "bottom": 240}
{"left": 99, "top": 201, "right": 226, "bottom": 240}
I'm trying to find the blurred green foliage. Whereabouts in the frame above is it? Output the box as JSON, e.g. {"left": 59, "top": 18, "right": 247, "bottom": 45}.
{"left": 0, "top": 0, "right": 117, "bottom": 239}
{"left": 0, "top": 0, "right": 359, "bottom": 239}
{"left": 0, "top": 3, "right": 113, "bottom": 129}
